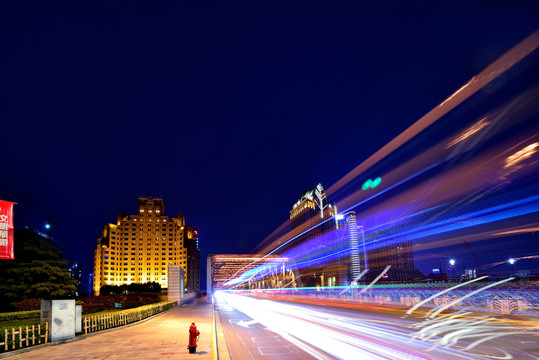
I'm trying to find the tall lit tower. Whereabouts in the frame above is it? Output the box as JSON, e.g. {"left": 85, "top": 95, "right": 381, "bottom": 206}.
{"left": 93, "top": 196, "right": 198, "bottom": 295}
{"left": 289, "top": 183, "right": 334, "bottom": 232}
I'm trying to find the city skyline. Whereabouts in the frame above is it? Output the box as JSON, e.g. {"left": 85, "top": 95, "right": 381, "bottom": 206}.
{"left": 1, "top": 2, "right": 538, "bottom": 288}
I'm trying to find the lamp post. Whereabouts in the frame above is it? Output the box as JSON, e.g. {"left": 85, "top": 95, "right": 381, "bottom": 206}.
{"left": 508, "top": 258, "right": 516, "bottom": 276}
{"left": 449, "top": 259, "right": 455, "bottom": 280}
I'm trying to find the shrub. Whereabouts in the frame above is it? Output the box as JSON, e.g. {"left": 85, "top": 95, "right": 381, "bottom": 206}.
{"left": 77, "top": 294, "right": 161, "bottom": 314}
{"left": 0, "top": 310, "right": 40, "bottom": 322}
{"left": 81, "top": 304, "right": 107, "bottom": 314}
{"left": 100, "top": 282, "right": 161, "bottom": 295}
{"left": 15, "top": 299, "right": 42, "bottom": 311}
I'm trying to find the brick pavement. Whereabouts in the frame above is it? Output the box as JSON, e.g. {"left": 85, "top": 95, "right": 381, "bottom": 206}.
{"left": 2, "top": 298, "right": 222, "bottom": 360}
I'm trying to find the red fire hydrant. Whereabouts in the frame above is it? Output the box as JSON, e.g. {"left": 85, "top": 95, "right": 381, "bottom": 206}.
{"left": 188, "top": 322, "right": 200, "bottom": 354}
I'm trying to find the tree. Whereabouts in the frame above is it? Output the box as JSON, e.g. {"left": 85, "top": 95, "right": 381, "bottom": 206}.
{"left": 0, "top": 228, "right": 78, "bottom": 311}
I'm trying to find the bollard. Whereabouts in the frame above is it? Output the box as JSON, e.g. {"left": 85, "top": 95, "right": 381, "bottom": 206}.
{"left": 188, "top": 322, "right": 200, "bottom": 354}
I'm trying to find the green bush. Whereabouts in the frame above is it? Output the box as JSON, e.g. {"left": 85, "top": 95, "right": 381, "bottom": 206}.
{"left": 0, "top": 310, "right": 40, "bottom": 322}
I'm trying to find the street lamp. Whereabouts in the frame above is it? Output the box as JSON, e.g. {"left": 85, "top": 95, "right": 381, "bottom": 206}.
{"left": 508, "top": 258, "right": 516, "bottom": 276}
{"left": 449, "top": 259, "right": 455, "bottom": 280}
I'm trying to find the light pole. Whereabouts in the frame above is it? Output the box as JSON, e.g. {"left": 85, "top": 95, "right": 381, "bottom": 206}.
{"left": 508, "top": 258, "right": 516, "bottom": 276}
{"left": 449, "top": 259, "right": 455, "bottom": 280}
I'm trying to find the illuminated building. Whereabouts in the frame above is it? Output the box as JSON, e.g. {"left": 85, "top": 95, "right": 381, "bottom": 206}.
{"left": 290, "top": 183, "right": 334, "bottom": 232}
{"left": 288, "top": 183, "right": 335, "bottom": 252}
{"left": 67, "top": 262, "right": 82, "bottom": 296}
{"left": 360, "top": 212, "right": 418, "bottom": 282}
{"left": 183, "top": 225, "right": 200, "bottom": 292}
{"left": 207, "top": 254, "right": 286, "bottom": 296}
{"left": 251, "top": 183, "right": 417, "bottom": 287}
{"left": 336, "top": 212, "right": 368, "bottom": 283}
{"left": 285, "top": 184, "right": 356, "bottom": 287}
{"left": 364, "top": 240, "right": 416, "bottom": 282}
{"left": 93, "top": 196, "right": 198, "bottom": 295}
{"left": 248, "top": 183, "right": 366, "bottom": 288}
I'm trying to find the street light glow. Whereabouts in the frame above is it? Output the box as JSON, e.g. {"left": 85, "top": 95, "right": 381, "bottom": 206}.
{"left": 449, "top": 259, "right": 455, "bottom": 266}
{"left": 508, "top": 258, "right": 516, "bottom": 265}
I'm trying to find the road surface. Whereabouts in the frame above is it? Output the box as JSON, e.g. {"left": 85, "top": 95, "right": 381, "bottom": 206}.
{"left": 215, "top": 292, "right": 538, "bottom": 360}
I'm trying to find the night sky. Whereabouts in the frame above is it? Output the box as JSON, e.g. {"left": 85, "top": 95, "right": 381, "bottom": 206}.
{"left": 1, "top": 1, "right": 538, "bottom": 291}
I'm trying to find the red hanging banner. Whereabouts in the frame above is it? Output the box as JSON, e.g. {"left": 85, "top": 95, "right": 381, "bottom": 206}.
{"left": 0, "top": 200, "right": 14, "bottom": 260}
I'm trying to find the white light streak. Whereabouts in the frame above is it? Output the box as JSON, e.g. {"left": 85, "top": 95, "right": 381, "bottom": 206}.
{"left": 360, "top": 265, "right": 391, "bottom": 294}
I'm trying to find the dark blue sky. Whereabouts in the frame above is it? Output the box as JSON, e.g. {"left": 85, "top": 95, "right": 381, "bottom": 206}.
{"left": 1, "top": 1, "right": 538, "bottom": 290}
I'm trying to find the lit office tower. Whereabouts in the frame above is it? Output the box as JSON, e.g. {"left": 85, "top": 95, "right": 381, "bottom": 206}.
{"left": 93, "top": 196, "right": 197, "bottom": 295}
{"left": 289, "top": 183, "right": 335, "bottom": 247}
{"left": 287, "top": 183, "right": 337, "bottom": 287}
{"left": 183, "top": 225, "right": 200, "bottom": 292}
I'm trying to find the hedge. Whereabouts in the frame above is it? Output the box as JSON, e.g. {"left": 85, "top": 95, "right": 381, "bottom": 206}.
{"left": 0, "top": 310, "right": 40, "bottom": 322}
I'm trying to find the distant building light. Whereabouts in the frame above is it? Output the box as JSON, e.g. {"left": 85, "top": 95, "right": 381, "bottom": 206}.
{"left": 45, "top": 224, "right": 51, "bottom": 229}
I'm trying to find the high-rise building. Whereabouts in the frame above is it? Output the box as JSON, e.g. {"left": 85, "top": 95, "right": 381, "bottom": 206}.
{"left": 286, "top": 184, "right": 337, "bottom": 287}
{"left": 287, "top": 183, "right": 416, "bottom": 284}
{"left": 364, "top": 240, "right": 417, "bottom": 282}
{"left": 67, "top": 261, "right": 82, "bottom": 296}
{"left": 93, "top": 196, "right": 199, "bottom": 295}
{"left": 183, "top": 225, "right": 200, "bottom": 292}
{"left": 288, "top": 184, "right": 335, "bottom": 249}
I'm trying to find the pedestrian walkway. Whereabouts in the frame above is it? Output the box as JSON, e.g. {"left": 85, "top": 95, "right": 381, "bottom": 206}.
{"left": 3, "top": 298, "right": 219, "bottom": 360}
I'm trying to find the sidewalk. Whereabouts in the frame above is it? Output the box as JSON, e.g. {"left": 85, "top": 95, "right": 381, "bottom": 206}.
{"left": 2, "top": 298, "right": 228, "bottom": 360}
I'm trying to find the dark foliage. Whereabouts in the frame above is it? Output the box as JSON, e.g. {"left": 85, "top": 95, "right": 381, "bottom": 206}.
{"left": 99, "top": 282, "right": 161, "bottom": 295}
{"left": 15, "top": 299, "right": 42, "bottom": 311}
{"left": 0, "top": 310, "right": 40, "bottom": 322}
{"left": 0, "top": 228, "right": 78, "bottom": 311}
{"left": 77, "top": 294, "right": 161, "bottom": 314}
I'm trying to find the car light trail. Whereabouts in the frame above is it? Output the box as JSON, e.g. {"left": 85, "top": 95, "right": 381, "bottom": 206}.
{"left": 216, "top": 292, "right": 537, "bottom": 359}
{"left": 212, "top": 31, "right": 539, "bottom": 360}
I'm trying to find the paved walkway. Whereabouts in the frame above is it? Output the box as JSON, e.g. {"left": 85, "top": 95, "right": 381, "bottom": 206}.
{"left": 3, "top": 299, "right": 220, "bottom": 360}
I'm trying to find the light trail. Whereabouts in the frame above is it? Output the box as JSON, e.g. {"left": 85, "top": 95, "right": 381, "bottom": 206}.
{"left": 426, "top": 277, "right": 516, "bottom": 318}
{"left": 249, "top": 31, "right": 539, "bottom": 262}
{"left": 406, "top": 276, "right": 489, "bottom": 315}
{"left": 360, "top": 265, "right": 391, "bottom": 294}
{"left": 325, "top": 30, "right": 539, "bottom": 199}
{"left": 216, "top": 292, "right": 538, "bottom": 359}
{"left": 213, "top": 31, "right": 539, "bottom": 360}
